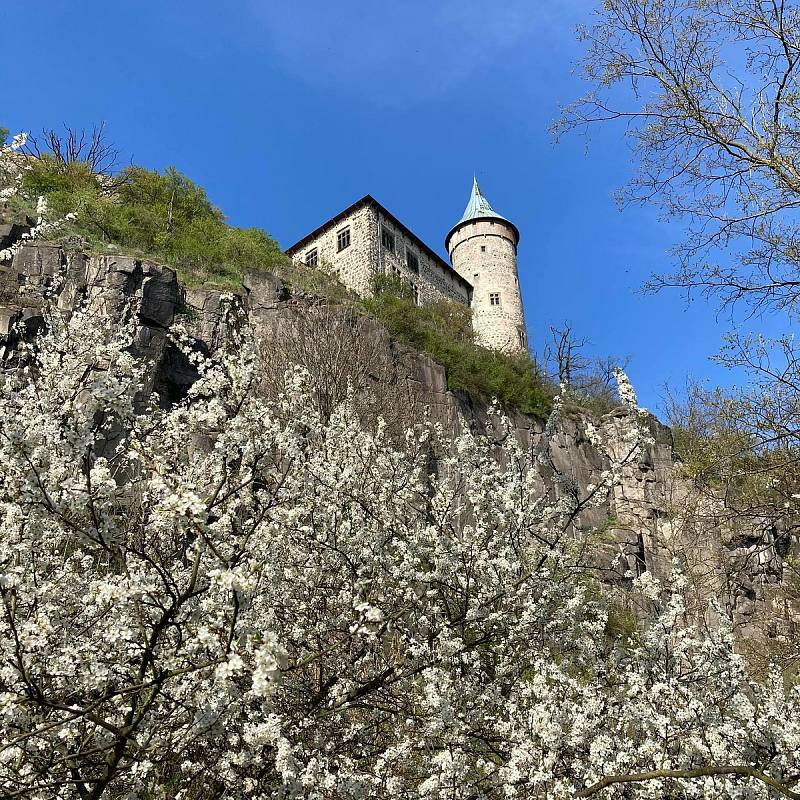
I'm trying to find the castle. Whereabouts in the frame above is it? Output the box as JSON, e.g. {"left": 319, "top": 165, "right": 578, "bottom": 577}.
{"left": 286, "top": 178, "right": 529, "bottom": 353}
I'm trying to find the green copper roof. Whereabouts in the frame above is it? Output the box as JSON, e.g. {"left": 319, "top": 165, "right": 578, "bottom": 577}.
{"left": 457, "top": 176, "right": 510, "bottom": 226}
{"left": 445, "top": 176, "right": 519, "bottom": 250}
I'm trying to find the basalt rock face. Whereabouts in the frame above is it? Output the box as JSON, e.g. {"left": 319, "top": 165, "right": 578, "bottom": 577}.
{"left": 1, "top": 244, "right": 179, "bottom": 388}
{"left": 2, "top": 241, "right": 798, "bottom": 634}
{"left": 0, "top": 203, "right": 35, "bottom": 253}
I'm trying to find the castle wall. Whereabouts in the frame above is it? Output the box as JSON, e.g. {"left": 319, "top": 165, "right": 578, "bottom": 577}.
{"left": 448, "top": 219, "right": 528, "bottom": 353}
{"left": 289, "top": 204, "right": 377, "bottom": 297}
{"left": 288, "top": 202, "right": 471, "bottom": 307}
{"left": 373, "top": 209, "right": 471, "bottom": 306}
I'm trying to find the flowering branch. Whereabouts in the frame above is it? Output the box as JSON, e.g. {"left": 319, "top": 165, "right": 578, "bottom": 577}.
{"left": 578, "top": 766, "right": 800, "bottom": 800}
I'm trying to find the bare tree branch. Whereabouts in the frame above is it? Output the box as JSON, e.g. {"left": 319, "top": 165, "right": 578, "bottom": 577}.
{"left": 24, "top": 122, "right": 119, "bottom": 175}
{"left": 559, "top": 0, "right": 800, "bottom": 316}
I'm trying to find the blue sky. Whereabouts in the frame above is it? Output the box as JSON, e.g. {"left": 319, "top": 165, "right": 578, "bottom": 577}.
{"left": 1, "top": 0, "right": 765, "bottom": 415}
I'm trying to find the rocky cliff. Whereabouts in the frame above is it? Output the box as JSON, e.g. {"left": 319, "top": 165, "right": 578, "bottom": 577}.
{"left": 1, "top": 240, "right": 797, "bottom": 640}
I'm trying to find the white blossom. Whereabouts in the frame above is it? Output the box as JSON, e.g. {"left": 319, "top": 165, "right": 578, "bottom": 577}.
{"left": 0, "top": 303, "right": 797, "bottom": 799}
{"left": 614, "top": 366, "right": 641, "bottom": 410}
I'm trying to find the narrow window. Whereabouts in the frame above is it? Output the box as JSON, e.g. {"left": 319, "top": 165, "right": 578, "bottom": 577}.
{"left": 337, "top": 226, "right": 351, "bottom": 252}
{"left": 381, "top": 227, "right": 395, "bottom": 252}
{"left": 406, "top": 250, "right": 419, "bottom": 273}
{"left": 480, "top": 245, "right": 486, "bottom": 253}
{"left": 489, "top": 292, "right": 501, "bottom": 306}
{"left": 305, "top": 248, "right": 318, "bottom": 267}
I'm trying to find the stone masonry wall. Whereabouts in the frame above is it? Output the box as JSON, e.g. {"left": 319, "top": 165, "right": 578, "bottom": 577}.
{"left": 289, "top": 203, "right": 471, "bottom": 306}
{"left": 289, "top": 204, "right": 377, "bottom": 297}
{"left": 448, "top": 219, "right": 528, "bottom": 353}
{"left": 373, "top": 208, "right": 471, "bottom": 305}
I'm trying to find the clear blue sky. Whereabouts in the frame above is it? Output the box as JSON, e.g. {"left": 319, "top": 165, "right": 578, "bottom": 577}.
{"left": 1, "top": 1, "right": 766, "bottom": 415}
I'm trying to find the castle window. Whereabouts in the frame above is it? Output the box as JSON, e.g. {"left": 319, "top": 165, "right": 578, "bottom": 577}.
{"left": 480, "top": 245, "right": 486, "bottom": 252}
{"left": 406, "top": 249, "right": 419, "bottom": 273}
{"left": 489, "top": 292, "right": 501, "bottom": 306}
{"left": 337, "top": 226, "right": 351, "bottom": 252}
{"left": 305, "top": 248, "right": 318, "bottom": 267}
{"left": 381, "top": 227, "right": 395, "bottom": 252}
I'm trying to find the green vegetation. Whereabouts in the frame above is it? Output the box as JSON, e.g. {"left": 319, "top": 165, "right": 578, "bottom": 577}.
{"left": 668, "top": 386, "right": 800, "bottom": 507}
{"left": 560, "top": 386, "right": 621, "bottom": 418}
{"left": 362, "top": 276, "right": 554, "bottom": 418}
{"left": 279, "top": 257, "right": 355, "bottom": 304}
{"left": 16, "top": 156, "right": 289, "bottom": 288}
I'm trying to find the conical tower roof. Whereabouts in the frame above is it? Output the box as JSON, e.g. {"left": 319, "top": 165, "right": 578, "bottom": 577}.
{"left": 445, "top": 177, "right": 519, "bottom": 251}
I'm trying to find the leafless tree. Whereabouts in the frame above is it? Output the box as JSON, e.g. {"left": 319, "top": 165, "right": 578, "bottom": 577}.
{"left": 543, "top": 321, "right": 629, "bottom": 410}
{"left": 258, "top": 304, "right": 425, "bottom": 438}
{"left": 544, "top": 322, "right": 590, "bottom": 386}
{"left": 559, "top": 4, "right": 800, "bottom": 639}
{"left": 24, "top": 122, "right": 119, "bottom": 175}
{"left": 558, "top": 0, "right": 800, "bottom": 317}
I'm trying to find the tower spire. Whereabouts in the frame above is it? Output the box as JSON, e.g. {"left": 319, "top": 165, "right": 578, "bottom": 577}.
{"left": 446, "top": 177, "right": 518, "bottom": 250}
{"left": 459, "top": 176, "right": 503, "bottom": 224}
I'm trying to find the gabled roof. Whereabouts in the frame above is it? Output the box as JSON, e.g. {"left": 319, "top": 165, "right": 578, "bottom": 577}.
{"left": 286, "top": 195, "right": 473, "bottom": 294}
{"left": 445, "top": 177, "right": 519, "bottom": 250}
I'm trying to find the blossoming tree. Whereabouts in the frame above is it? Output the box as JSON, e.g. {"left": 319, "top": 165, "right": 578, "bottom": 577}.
{"left": 0, "top": 298, "right": 799, "bottom": 799}
{"left": 0, "top": 130, "right": 77, "bottom": 262}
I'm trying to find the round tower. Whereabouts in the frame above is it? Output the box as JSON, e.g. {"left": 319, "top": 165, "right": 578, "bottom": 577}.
{"left": 446, "top": 177, "right": 528, "bottom": 354}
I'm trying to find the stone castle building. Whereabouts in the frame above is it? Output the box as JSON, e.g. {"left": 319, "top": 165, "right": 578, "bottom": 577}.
{"left": 287, "top": 178, "right": 529, "bottom": 353}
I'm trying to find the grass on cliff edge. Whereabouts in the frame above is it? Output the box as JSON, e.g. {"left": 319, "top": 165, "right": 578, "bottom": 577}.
{"left": 14, "top": 156, "right": 287, "bottom": 289}
{"left": 362, "top": 276, "right": 554, "bottom": 418}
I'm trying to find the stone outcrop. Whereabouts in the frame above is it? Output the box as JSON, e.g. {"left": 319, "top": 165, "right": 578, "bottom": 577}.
{"left": 1, "top": 243, "right": 178, "bottom": 375}
{"left": 2, "top": 241, "right": 798, "bottom": 637}
{"left": 0, "top": 202, "right": 34, "bottom": 253}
